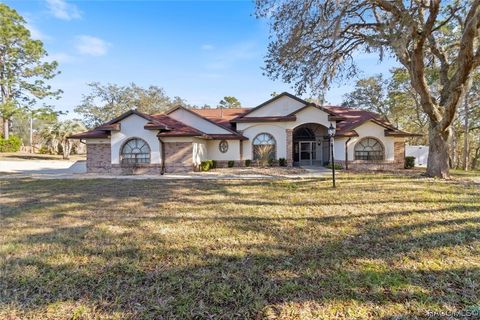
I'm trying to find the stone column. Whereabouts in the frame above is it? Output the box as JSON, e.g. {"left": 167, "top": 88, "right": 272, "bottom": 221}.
{"left": 394, "top": 141, "right": 405, "bottom": 169}
{"left": 286, "top": 129, "right": 293, "bottom": 167}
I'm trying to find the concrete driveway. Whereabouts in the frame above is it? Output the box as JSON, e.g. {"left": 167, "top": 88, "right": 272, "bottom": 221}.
{"left": 0, "top": 159, "right": 86, "bottom": 175}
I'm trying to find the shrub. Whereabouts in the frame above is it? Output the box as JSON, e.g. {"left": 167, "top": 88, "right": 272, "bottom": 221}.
{"left": 200, "top": 161, "right": 211, "bottom": 171}
{"left": 279, "top": 158, "right": 287, "bottom": 167}
{"left": 268, "top": 158, "right": 275, "bottom": 166}
{"left": 211, "top": 160, "right": 217, "bottom": 169}
{"left": 325, "top": 162, "right": 343, "bottom": 170}
{"left": 405, "top": 156, "right": 415, "bottom": 169}
{"left": 0, "top": 135, "right": 21, "bottom": 152}
{"left": 256, "top": 145, "right": 274, "bottom": 167}
{"left": 38, "top": 145, "right": 50, "bottom": 154}
{"left": 228, "top": 160, "right": 235, "bottom": 168}
{"left": 245, "top": 159, "right": 252, "bottom": 167}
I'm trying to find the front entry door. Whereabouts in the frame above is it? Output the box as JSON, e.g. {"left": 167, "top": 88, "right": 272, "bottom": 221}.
{"left": 299, "top": 141, "right": 316, "bottom": 166}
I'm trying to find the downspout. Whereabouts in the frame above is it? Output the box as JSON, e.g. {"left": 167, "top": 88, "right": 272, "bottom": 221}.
{"left": 158, "top": 136, "right": 166, "bottom": 175}
{"left": 345, "top": 137, "right": 352, "bottom": 170}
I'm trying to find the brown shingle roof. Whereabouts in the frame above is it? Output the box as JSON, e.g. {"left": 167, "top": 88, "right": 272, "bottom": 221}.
{"left": 323, "top": 106, "right": 420, "bottom": 137}
{"left": 69, "top": 130, "right": 110, "bottom": 139}
{"left": 150, "top": 114, "right": 205, "bottom": 137}
{"left": 190, "top": 108, "right": 249, "bottom": 130}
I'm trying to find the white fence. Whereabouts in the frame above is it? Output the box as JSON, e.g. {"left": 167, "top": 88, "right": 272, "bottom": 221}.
{"left": 406, "top": 145, "right": 429, "bottom": 167}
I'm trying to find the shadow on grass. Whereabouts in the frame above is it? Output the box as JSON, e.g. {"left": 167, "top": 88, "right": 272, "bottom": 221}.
{"left": 0, "top": 176, "right": 479, "bottom": 318}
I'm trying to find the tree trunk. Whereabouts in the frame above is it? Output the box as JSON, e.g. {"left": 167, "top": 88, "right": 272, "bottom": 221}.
{"left": 426, "top": 125, "right": 451, "bottom": 178}
{"left": 2, "top": 118, "right": 9, "bottom": 139}
{"left": 471, "top": 146, "right": 480, "bottom": 170}
{"left": 463, "top": 97, "right": 469, "bottom": 171}
{"left": 62, "top": 141, "right": 70, "bottom": 160}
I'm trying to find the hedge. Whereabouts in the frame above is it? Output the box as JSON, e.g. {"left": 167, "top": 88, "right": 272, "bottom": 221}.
{"left": 0, "top": 135, "right": 21, "bottom": 152}
{"left": 405, "top": 156, "right": 415, "bottom": 169}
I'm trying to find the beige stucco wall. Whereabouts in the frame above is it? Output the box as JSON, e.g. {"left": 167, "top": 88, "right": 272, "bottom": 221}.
{"left": 206, "top": 140, "right": 241, "bottom": 160}
{"left": 247, "top": 95, "right": 305, "bottom": 117}
{"left": 240, "top": 124, "right": 288, "bottom": 160}
{"left": 193, "top": 138, "right": 208, "bottom": 165}
{"left": 237, "top": 106, "right": 335, "bottom": 160}
{"left": 110, "top": 114, "right": 161, "bottom": 164}
{"left": 334, "top": 121, "right": 404, "bottom": 161}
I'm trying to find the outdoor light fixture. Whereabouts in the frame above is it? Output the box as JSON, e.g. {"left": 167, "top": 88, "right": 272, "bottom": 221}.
{"left": 328, "top": 123, "right": 336, "bottom": 188}
{"left": 328, "top": 123, "right": 336, "bottom": 137}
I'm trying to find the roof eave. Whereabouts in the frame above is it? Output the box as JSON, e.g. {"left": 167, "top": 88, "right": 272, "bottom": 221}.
{"left": 232, "top": 116, "right": 297, "bottom": 123}
{"left": 384, "top": 130, "right": 423, "bottom": 137}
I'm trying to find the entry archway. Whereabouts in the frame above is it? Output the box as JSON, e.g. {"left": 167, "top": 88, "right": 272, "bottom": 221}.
{"left": 292, "top": 123, "right": 328, "bottom": 166}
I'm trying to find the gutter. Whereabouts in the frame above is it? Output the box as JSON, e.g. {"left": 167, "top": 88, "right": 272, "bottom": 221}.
{"left": 158, "top": 136, "right": 166, "bottom": 175}
{"left": 345, "top": 137, "right": 352, "bottom": 170}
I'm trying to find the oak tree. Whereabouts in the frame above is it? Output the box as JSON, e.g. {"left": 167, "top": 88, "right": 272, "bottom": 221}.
{"left": 256, "top": 0, "right": 480, "bottom": 178}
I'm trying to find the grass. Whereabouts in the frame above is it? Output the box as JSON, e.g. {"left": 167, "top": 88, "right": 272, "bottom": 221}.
{"left": 0, "top": 172, "right": 479, "bottom": 319}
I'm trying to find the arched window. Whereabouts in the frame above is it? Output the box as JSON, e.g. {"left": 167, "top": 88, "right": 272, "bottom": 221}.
{"left": 253, "top": 133, "right": 276, "bottom": 161}
{"left": 293, "top": 127, "right": 315, "bottom": 141}
{"left": 354, "top": 138, "right": 384, "bottom": 161}
{"left": 121, "top": 138, "right": 151, "bottom": 164}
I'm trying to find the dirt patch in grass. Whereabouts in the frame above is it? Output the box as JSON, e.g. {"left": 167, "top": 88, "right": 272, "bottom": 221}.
{"left": 0, "top": 173, "right": 479, "bottom": 319}
{"left": 210, "top": 166, "right": 307, "bottom": 176}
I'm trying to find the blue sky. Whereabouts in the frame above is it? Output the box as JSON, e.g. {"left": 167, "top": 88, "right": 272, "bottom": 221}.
{"left": 7, "top": 0, "right": 400, "bottom": 118}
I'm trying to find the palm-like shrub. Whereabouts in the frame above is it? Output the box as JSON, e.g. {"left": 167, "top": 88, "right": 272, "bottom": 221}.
{"left": 255, "top": 144, "right": 274, "bottom": 167}
{"left": 40, "top": 120, "right": 85, "bottom": 159}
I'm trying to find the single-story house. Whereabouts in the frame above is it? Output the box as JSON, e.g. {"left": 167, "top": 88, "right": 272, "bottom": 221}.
{"left": 69, "top": 92, "right": 419, "bottom": 174}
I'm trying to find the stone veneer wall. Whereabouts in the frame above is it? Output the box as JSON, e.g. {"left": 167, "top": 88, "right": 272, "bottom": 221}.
{"left": 86, "top": 143, "right": 112, "bottom": 173}
{"left": 110, "top": 164, "right": 162, "bottom": 175}
{"left": 286, "top": 129, "right": 293, "bottom": 167}
{"left": 164, "top": 142, "right": 193, "bottom": 173}
{"left": 394, "top": 141, "right": 405, "bottom": 167}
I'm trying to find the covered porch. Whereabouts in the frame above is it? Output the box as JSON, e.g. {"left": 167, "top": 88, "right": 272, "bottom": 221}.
{"left": 291, "top": 123, "right": 330, "bottom": 167}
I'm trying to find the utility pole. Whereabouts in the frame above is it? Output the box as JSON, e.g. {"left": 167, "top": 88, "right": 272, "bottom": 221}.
{"left": 30, "top": 113, "right": 33, "bottom": 153}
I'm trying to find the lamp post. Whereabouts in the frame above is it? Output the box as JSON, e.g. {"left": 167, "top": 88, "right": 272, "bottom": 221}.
{"left": 328, "top": 123, "right": 336, "bottom": 188}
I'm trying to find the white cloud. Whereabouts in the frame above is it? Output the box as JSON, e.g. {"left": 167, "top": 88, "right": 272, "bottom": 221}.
{"left": 46, "top": 52, "right": 75, "bottom": 64}
{"left": 25, "top": 16, "right": 51, "bottom": 41}
{"left": 26, "top": 23, "right": 48, "bottom": 41}
{"left": 45, "top": 0, "right": 81, "bottom": 20}
{"left": 206, "top": 41, "right": 258, "bottom": 70}
{"left": 201, "top": 44, "right": 215, "bottom": 51}
{"left": 75, "top": 35, "right": 110, "bottom": 56}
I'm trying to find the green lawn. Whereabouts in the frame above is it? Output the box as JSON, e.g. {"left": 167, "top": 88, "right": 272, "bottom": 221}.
{"left": 0, "top": 173, "right": 479, "bottom": 319}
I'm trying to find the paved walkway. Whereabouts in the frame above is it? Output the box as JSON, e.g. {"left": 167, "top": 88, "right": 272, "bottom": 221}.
{"left": 0, "top": 160, "right": 331, "bottom": 180}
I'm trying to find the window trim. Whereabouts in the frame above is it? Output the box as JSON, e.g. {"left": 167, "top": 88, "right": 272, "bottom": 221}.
{"left": 252, "top": 132, "right": 277, "bottom": 161}
{"left": 120, "top": 137, "right": 151, "bottom": 165}
{"left": 219, "top": 140, "right": 229, "bottom": 153}
{"left": 354, "top": 137, "right": 385, "bottom": 161}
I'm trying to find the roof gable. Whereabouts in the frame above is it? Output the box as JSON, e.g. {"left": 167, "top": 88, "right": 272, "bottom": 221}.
{"left": 240, "top": 92, "right": 307, "bottom": 117}
{"left": 166, "top": 106, "right": 236, "bottom": 134}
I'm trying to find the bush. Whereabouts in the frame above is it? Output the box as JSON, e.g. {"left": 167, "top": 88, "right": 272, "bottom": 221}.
{"left": 268, "top": 158, "right": 275, "bottom": 166}
{"left": 200, "top": 160, "right": 212, "bottom": 171}
{"left": 0, "top": 135, "right": 21, "bottom": 152}
{"left": 38, "top": 145, "right": 50, "bottom": 154}
{"left": 405, "top": 156, "right": 415, "bottom": 169}
{"left": 228, "top": 160, "right": 235, "bottom": 168}
{"left": 325, "top": 162, "right": 343, "bottom": 170}
{"left": 211, "top": 160, "right": 217, "bottom": 169}
{"left": 279, "top": 158, "right": 287, "bottom": 167}
{"left": 245, "top": 159, "right": 251, "bottom": 167}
